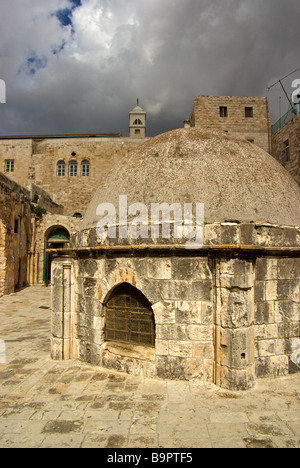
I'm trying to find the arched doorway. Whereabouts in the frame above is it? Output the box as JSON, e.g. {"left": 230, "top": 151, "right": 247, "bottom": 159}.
{"left": 44, "top": 227, "right": 70, "bottom": 284}
{"left": 104, "top": 283, "right": 155, "bottom": 347}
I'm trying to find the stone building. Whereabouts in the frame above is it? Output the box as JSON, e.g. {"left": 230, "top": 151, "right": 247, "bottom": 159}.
{"left": 50, "top": 128, "right": 300, "bottom": 391}
{"left": 0, "top": 171, "right": 81, "bottom": 294}
{"left": 0, "top": 103, "right": 148, "bottom": 217}
{"left": 0, "top": 173, "right": 32, "bottom": 295}
{"left": 271, "top": 106, "right": 300, "bottom": 186}
{"left": 190, "top": 95, "right": 272, "bottom": 153}
{"left": 0, "top": 104, "right": 149, "bottom": 292}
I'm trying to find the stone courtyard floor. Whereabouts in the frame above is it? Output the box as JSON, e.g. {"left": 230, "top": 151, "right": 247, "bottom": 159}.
{"left": 0, "top": 286, "right": 299, "bottom": 449}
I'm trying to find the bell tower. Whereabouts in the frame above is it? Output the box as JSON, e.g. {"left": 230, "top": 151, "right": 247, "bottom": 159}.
{"left": 129, "top": 99, "right": 146, "bottom": 138}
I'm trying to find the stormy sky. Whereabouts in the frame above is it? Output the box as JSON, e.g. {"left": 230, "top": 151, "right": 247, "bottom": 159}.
{"left": 0, "top": 0, "right": 300, "bottom": 137}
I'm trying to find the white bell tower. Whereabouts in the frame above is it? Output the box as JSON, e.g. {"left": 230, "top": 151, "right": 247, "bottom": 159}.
{"left": 129, "top": 99, "right": 146, "bottom": 138}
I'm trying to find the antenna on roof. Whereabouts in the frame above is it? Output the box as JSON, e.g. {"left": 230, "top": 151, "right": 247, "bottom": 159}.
{"left": 137, "top": 98, "right": 139, "bottom": 106}
{"left": 268, "top": 66, "right": 300, "bottom": 114}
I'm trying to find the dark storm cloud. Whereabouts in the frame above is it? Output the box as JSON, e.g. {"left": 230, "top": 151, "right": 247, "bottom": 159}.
{"left": 0, "top": 0, "right": 299, "bottom": 136}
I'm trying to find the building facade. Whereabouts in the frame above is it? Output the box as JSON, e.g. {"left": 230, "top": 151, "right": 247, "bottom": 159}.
{"left": 271, "top": 107, "right": 300, "bottom": 187}
{"left": 190, "top": 95, "right": 272, "bottom": 154}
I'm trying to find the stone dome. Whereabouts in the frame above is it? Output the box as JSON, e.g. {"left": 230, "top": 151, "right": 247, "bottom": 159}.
{"left": 82, "top": 128, "right": 300, "bottom": 229}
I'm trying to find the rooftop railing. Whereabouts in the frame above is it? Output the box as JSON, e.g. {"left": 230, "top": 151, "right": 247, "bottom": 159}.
{"left": 272, "top": 104, "right": 300, "bottom": 134}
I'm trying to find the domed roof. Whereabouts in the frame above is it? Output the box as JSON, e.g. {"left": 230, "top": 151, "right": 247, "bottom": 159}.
{"left": 82, "top": 128, "right": 300, "bottom": 229}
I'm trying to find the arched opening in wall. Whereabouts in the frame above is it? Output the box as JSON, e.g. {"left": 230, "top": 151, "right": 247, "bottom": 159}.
{"left": 44, "top": 226, "right": 70, "bottom": 285}
{"left": 104, "top": 283, "right": 155, "bottom": 347}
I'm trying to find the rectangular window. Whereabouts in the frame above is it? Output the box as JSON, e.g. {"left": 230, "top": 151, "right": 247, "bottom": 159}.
{"left": 69, "top": 162, "right": 78, "bottom": 177}
{"left": 245, "top": 107, "right": 254, "bottom": 118}
{"left": 5, "top": 160, "right": 14, "bottom": 173}
{"left": 220, "top": 106, "right": 228, "bottom": 118}
{"left": 14, "top": 219, "right": 19, "bottom": 234}
{"left": 283, "top": 140, "right": 290, "bottom": 162}
{"left": 81, "top": 161, "right": 90, "bottom": 177}
{"left": 57, "top": 162, "right": 65, "bottom": 177}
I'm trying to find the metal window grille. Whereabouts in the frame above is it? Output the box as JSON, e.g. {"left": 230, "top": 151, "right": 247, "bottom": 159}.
{"left": 105, "top": 284, "right": 155, "bottom": 347}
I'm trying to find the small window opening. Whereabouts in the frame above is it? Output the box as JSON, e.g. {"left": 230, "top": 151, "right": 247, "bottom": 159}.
{"left": 5, "top": 160, "right": 14, "bottom": 173}
{"left": 81, "top": 160, "right": 90, "bottom": 177}
{"left": 245, "top": 107, "right": 253, "bottom": 118}
{"left": 69, "top": 160, "right": 78, "bottom": 177}
{"left": 14, "top": 219, "right": 19, "bottom": 234}
{"left": 283, "top": 140, "right": 290, "bottom": 162}
{"left": 220, "top": 106, "right": 228, "bottom": 118}
{"left": 57, "top": 161, "right": 65, "bottom": 177}
{"left": 105, "top": 283, "right": 155, "bottom": 347}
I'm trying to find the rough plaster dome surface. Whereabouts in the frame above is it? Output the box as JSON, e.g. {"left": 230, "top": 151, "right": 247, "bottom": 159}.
{"left": 82, "top": 128, "right": 300, "bottom": 229}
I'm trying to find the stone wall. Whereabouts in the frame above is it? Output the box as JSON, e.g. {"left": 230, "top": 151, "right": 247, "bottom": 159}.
{"left": 50, "top": 221, "right": 300, "bottom": 390}
{"left": 51, "top": 254, "right": 215, "bottom": 383}
{"left": 0, "top": 173, "right": 32, "bottom": 295}
{"left": 0, "top": 136, "right": 147, "bottom": 217}
{"left": 29, "top": 213, "right": 82, "bottom": 286}
{"left": 271, "top": 112, "right": 300, "bottom": 186}
{"left": 0, "top": 139, "right": 33, "bottom": 188}
{"left": 255, "top": 257, "right": 300, "bottom": 378}
{"left": 190, "top": 96, "right": 271, "bottom": 153}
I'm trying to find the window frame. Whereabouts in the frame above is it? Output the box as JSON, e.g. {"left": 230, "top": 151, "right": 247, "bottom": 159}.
{"left": 69, "top": 160, "right": 78, "bottom": 177}
{"left": 283, "top": 139, "right": 290, "bottom": 163}
{"left": 5, "top": 160, "right": 14, "bottom": 173}
{"left": 105, "top": 284, "right": 155, "bottom": 348}
{"left": 219, "top": 106, "right": 228, "bottom": 118}
{"left": 245, "top": 107, "right": 254, "bottom": 118}
{"left": 57, "top": 160, "right": 66, "bottom": 177}
{"left": 81, "top": 160, "right": 90, "bottom": 177}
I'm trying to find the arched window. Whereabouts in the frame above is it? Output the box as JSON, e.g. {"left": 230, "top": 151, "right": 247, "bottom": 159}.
{"left": 133, "top": 119, "right": 143, "bottom": 125}
{"left": 81, "top": 160, "right": 90, "bottom": 177}
{"left": 57, "top": 160, "right": 65, "bottom": 177}
{"left": 105, "top": 283, "right": 155, "bottom": 347}
{"left": 69, "top": 160, "right": 78, "bottom": 177}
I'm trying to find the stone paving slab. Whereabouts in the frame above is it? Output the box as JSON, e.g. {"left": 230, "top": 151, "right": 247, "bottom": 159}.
{"left": 0, "top": 286, "right": 299, "bottom": 448}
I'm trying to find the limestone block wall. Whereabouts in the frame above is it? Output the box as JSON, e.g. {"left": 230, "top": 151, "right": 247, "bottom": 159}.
{"left": 0, "top": 173, "right": 32, "bottom": 295}
{"left": 51, "top": 255, "right": 215, "bottom": 383}
{"left": 190, "top": 95, "right": 271, "bottom": 153}
{"left": 254, "top": 257, "right": 300, "bottom": 378}
{"left": 50, "top": 222, "right": 300, "bottom": 390}
{"left": 271, "top": 112, "right": 300, "bottom": 186}
{"left": 214, "top": 257, "right": 255, "bottom": 391}
{"left": 29, "top": 213, "right": 82, "bottom": 286}
{"left": 29, "top": 137, "right": 147, "bottom": 216}
{"left": 0, "top": 136, "right": 148, "bottom": 218}
{"left": 0, "top": 139, "right": 33, "bottom": 188}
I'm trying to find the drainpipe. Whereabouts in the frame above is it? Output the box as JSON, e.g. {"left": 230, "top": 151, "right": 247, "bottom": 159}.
{"left": 266, "top": 98, "right": 272, "bottom": 155}
{"left": 17, "top": 195, "right": 26, "bottom": 290}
